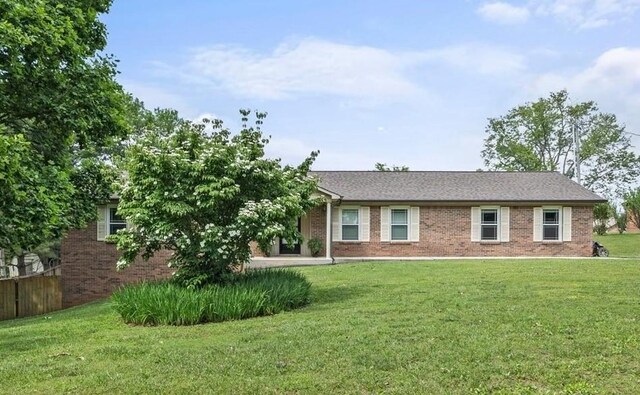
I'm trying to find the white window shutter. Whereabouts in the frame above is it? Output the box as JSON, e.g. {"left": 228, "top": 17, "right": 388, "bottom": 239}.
{"left": 410, "top": 207, "right": 420, "bottom": 242}
{"left": 500, "top": 207, "right": 510, "bottom": 242}
{"left": 380, "top": 207, "right": 390, "bottom": 242}
{"left": 360, "top": 207, "right": 370, "bottom": 242}
{"left": 332, "top": 206, "right": 341, "bottom": 241}
{"left": 562, "top": 207, "right": 572, "bottom": 242}
{"left": 97, "top": 206, "right": 107, "bottom": 241}
{"left": 533, "top": 207, "right": 543, "bottom": 242}
{"left": 471, "top": 207, "right": 481, "bottom": 242}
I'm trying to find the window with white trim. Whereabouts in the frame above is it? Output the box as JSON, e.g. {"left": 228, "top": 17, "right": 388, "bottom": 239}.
{"left": 543, "top": 209, "right": 560, "bottom": 241}
{"left": 108, "top": 206, "right": 127, "bottom": 235}
{"left": 481, "top": 209, "right": 498, "bottom": 241}
{"left": 391, "top": 208, "right": 409, "bottom": 241}
{"left": 341, "top": 208, "right": 359, "bottom": 241}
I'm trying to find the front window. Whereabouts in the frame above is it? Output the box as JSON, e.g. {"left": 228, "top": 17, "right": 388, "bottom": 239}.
{"left": 341, "top": 209, "right": 359, "bottom": 241}
{"left": 543, "top": 209, "right": 560, "bottom": 240}
{"left": 109, "top": 207, "right": 127, "bottom": 235}
{"left": 391, "top": 209, "right": 409, "bottom": 241}
{"left": 481, "top": 209, "right": 498, "bottom": 241}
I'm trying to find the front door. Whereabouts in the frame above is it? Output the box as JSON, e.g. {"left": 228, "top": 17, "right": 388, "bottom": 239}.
{"left": 279, "top": 218, "right": 301, "bottom": 254}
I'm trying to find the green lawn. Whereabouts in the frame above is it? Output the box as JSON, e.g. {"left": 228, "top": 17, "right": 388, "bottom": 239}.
{"left": 2, "top": 260, "right": 640, "bottom": 394}
{"left": 595, "top": 232, "right": 640, "bottom": 258}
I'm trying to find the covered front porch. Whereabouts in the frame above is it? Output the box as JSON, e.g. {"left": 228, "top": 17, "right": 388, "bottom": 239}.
{"left": 252, "top": 190, "right": 337, "bottom": 260}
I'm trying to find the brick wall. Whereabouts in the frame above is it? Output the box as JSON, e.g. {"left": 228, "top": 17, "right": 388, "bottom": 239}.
{"left": 60, "top": 222, "right": 173, "bottom": 308}
{"left": 627, "top": 218, "right": 639, "bottom": 233}
{"left": 309, "top": 206, "right": 328, "bottom": 256}
{"left": 61, "top": 204, "right": 593, "bottom": 307}
{"left": 329, "top": 205, "right": 593, "bottom": 257}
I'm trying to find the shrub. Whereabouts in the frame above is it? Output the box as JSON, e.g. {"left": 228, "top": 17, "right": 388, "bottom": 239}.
{"left": 593, "top": 203, "right": 613, "bottom": 235}
{"left": 614, "top": 210, "right": 627, "bottom": 234}
{"left": 593, "top": 223, "right": 608, "bottom": 236}
{"left": 111, "top": 111, "right": 320, "bottom": 288}
{"left": 307, "top": 238, "right": 323, "bottom": 257}
{"left": 111, "top": 269, "right": 311, "bottom": 326}
{"left": 624, "top": 188, "right": 640, "bottom": 230}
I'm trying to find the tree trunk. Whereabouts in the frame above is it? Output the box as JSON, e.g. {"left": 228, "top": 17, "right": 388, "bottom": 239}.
{"left": 17, "top": 254, "right": 27, "bottom": 277}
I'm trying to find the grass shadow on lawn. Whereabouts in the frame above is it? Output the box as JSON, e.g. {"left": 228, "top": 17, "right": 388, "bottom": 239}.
{"left": 310, "top": 284, "right": 369, "bottom": 307}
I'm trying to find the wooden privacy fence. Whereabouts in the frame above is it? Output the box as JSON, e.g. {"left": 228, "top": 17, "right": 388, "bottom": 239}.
{"left": 0, "top": 275, "right": 62, "bottom": 321}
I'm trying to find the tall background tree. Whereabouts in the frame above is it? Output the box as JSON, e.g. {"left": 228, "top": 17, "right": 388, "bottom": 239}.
{"left": 0, "top": 0, "right": 131, "bottom": 272}
{"left": 482, "top": 90, "right": 640, "bottom": 198}
{"left": 624, "top": 189, "right": 640, "bottom": 231}
{"left": 374, "top": 163, "right": 409, "bottom": 172}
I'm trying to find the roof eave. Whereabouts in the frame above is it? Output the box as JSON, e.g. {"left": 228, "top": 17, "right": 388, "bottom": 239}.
{"left": 337, "top": 198, "right": 606, "bottom": 205}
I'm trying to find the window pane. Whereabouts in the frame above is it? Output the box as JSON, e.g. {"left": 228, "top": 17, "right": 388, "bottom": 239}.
{"left": 110, "top": 208, "right": 125, "bottom": 222}
{"left": 342, "top": 225, "right": 359, "bottom": 240}
{"left": 481, "top": 225, "right": 498, "bottom": 240}
{"left": 109, "top": 223, "right": 127, "bottom": 235}
{"left": 543, "top": 225, "right": 559, "bottom": 240}
{"left": 391, "top": 209, "right": 408, "bottom": 225}
{"left": 342, "top": 209, "right": 359, "bottom": 225}
{"left": 391, "top": 225, "right": 408, "bottom": 240}
{"left": 481, "top": 210, "right": 497, "bottom": 224}
{"left": 543, "top": 210, "right": 559, "bottom": 224}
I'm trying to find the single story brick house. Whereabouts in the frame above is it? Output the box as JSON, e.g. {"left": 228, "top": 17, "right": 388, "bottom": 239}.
{"left": 60, "top": 170, "right": 604, "bottom": 307}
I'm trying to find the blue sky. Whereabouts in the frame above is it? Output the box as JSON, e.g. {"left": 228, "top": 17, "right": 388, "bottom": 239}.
{"left": 102, "top": 0, "right": 640, "bottom": 170}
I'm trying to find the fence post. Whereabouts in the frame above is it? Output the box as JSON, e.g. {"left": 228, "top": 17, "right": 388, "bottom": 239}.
{"left": 14, "top": 279, "right": 19, "bottom": 318}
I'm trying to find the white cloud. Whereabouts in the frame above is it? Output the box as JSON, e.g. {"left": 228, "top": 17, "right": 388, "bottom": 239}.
{"left": 186, "top": 38, "right": 423, "bottom": 100}
{"left": 422, "top": 44, "right": 526, "bottom": 75}
{"left": 478, "top": 2, "right": 531, "bottom": 24}
{"left": 479, "top": 0, "right": 640, "bottom": 29}
{"left": 533, "top": 0, "right": 640, "bottom": 29}
{"left": 529, "top": 47, "right": 640, "bottom": 136}
{"left": 157, "top": 38, "right": 524, "bottom": 102}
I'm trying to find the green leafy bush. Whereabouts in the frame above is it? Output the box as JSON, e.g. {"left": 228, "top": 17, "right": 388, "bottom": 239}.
{"left": 614, "top": 210, "right": 627, "bottom": 234}
{"left": 624, "top": 188, "right": 640, "bottom": 230}
{"left": 307, "top": 238, "right": 323, "bottom": 257}
{"left": 593, "top": 203, "right": 613, "bottom": 235}
{"left": 111, "top": 269, "right": 311, "bottom": 326}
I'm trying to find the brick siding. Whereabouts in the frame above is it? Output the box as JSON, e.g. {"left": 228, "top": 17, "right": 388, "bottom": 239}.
{"left": 61, "top": 204, "right": 593, "bottom": 307}
{"left": 626, "top": 218, "right": 639, "bottom": 233}
{"left": 60, "top": 222, "right": 173, "bottom": 308}
{"left": 326, "top": 205, "right": 593, "bottom": 257}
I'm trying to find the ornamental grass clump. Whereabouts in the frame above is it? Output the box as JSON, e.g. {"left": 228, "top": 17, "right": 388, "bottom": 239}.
{"left": 111, "top": 269, "right": 311, "bottom": 326}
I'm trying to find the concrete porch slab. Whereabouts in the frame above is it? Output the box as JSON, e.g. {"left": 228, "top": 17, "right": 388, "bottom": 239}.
{"left": 248, "top": 257, "right": 333, "bottom": 268}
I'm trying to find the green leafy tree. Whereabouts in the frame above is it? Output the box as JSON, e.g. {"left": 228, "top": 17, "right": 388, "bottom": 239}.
{"left": 624, "top": 189, "right": 640, "bottom": 230}
{"left": 614, "top": 208, "right": 627, "bottom": 234}
{"left": 482, "top": 90, "right": 640, "bottom": 197}
{"left": 0, "top": 0, "right": 130, "bottom": 263}
{"left": 111, "top": 111, "right": 320, "bottom": 287}
{"left": 0, "top": 133, "right": 69, "bottom": 274}
{"left": 593, "top": 203, "right": 613, "bottom": 236}
{"left": 1, "top": 0, "right": 130, "bottom": 161}
{"left": 374, "top": 163, "right": 409, "bottom": 172}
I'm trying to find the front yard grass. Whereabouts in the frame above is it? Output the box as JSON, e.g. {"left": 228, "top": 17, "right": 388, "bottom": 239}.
{"left": 594, "top": 232, "right": 640, "bottom": 258}
{"left": 1, "top": 259, "right": 640, "bottom": 394}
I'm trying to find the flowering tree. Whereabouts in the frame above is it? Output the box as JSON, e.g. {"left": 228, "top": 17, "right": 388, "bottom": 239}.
{"left": 111, "top": 111, "right": 319, "bottom": 287}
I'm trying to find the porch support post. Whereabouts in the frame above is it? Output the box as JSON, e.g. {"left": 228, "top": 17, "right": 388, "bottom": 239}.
{"left": 326, "top": 200, "right": 332, "bottom": 259}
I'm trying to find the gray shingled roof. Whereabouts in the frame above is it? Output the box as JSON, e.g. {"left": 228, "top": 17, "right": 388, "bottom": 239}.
{"left": 310, "top": 171, "right": 605, "bottom": 203}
